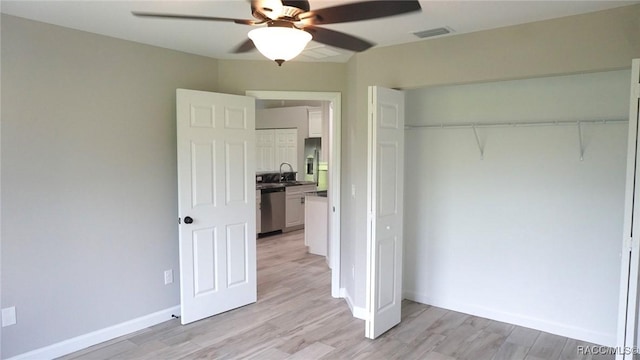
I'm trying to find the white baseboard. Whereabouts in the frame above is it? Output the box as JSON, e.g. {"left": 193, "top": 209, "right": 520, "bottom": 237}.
{"left": 341, "top": 288, "right": 368, "bottom": 321}
{"left": 8, "top": 305, "right": 180, "bottom": 360}
{"left": 404, "top": 290, "right": 616, "bottom": 347}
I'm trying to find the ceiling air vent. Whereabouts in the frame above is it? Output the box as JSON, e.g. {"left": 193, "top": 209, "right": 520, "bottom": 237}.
{"left": 301, "top": 45, "right": 341, "bottom": 59}
{"left": 413, "top": 27, "right": 453, "bottom": 39}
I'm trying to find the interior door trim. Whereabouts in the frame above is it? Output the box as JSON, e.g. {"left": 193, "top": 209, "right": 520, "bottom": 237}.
{"left": 246, "top": 90, "right": 342, "bottom": 298}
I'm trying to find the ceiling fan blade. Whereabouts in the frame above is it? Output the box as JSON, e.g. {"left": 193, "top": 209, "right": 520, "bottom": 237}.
{"left": 232, "top": 39, "right": 257, "bottom": 53}
{"left": 131, "top": 11, "right": 256, "bottom": 25}
{"left": 298, "top": 0, "right": 421, "bottom": 25}
{"left": 304, "top": 26, "right": 374, "bottom": 52}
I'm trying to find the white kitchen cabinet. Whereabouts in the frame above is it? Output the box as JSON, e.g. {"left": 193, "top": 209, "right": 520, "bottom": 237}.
{"left": 305, "top": 195, "right": 327, "bottom": 256}
{"left": 308, "top": 108, "right": 322, "bottom": 138}
{"left": 256, "top": 128, "right": 298, "bottom": 172}
{"left": 275, "top": 129, "right": 298, "bottom": 172}
{"left": 285, "top": 184, "right": 316, "bottom": 230}
{"left": 256, "top": 129, "right": 275, "bottom": 172}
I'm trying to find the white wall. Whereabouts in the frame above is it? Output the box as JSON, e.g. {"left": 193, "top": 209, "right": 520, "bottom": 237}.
{"left": 404, "top": 70, "right": 631, "bottom": 346}
{"left": 320, "top": 102, "right": 330, "bottom": 163}
{"left": 1, "top": 15, "right": 218, "bottom": 358}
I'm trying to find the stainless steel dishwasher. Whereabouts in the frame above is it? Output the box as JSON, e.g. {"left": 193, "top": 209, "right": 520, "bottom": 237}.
{"left": 260, "top": 186, "right": 285, "bottom": 233}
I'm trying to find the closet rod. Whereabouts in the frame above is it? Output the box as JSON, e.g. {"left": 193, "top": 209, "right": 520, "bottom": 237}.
{"left": 405, "top": 118, "right": 628, "bottom": 129}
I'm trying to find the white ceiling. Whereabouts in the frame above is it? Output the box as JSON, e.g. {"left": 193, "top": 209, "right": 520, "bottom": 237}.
{"left": 2, "top": 0, "right": 638, "bottom": 63}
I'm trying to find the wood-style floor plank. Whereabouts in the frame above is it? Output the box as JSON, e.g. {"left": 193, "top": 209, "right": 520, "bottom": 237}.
{"left": 493, "top": 341, "right": 530, "bottom": 360}
{"left": 527, "top": 332, "right": 568, "bottom": 360}
{"left": 59, "top": 230, "right": 614, "bottom": 360}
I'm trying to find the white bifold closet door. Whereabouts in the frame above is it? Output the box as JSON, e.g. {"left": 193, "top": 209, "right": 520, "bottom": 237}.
{"left": 366, "top": 86, "right": 405, "bottom": 339}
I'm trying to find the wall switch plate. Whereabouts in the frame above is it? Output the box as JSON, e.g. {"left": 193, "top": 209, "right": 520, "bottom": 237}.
{"left": 164, "top": 269, "right": 173, "bottom": 285}
{"left": 2, "top": 307, "right": 16, "bottom": 327}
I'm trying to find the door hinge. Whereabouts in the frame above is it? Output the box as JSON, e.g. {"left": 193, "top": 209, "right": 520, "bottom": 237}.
{"left": 625, "top": 236, "right": 635, "bottom": 251}
{"left": 178, "top": 217, "right": 181, "bottom": 224}
{"left": 633, "top": 83, "right": 640, "bottom": 99}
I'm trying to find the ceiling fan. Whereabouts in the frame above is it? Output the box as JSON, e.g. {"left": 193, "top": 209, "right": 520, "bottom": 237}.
{"left": 132, "top": 0, "right": 422, "bottom": 66}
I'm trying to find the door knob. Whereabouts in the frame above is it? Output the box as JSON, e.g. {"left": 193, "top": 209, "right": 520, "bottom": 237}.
{"left": 184, "top": 216, "right": 194, "bottom": 224}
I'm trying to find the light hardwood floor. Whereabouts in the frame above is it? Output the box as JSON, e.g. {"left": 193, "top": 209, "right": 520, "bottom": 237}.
{"left": 60, "top": 230, "right": 613, "bottom": 360}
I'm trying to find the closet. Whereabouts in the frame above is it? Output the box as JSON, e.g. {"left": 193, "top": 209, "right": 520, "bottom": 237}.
{"left": 403, "top": 70, "right": 631, "bottom": 346}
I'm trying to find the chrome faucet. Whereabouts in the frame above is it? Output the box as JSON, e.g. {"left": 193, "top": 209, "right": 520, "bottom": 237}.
{"left": 279, "top": 162, "right": 294, "bottom": 182}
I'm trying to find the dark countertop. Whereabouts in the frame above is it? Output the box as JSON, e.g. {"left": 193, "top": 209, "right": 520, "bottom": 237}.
{"left": 256, "top": 181, "right": 316, "bottom": 190}
{"left": 304, "top": 190, "right": 327, "bottom": 198}
{"left": 256, "top": 183, "right": 285, "bottom": 190}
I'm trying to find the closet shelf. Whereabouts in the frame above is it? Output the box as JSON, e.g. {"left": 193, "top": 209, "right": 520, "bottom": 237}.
{"left": 405, "top": 118, "right": 628, "bottom": 161}
{"left": 404, "top": 118, "right": 628, "bottom": 129}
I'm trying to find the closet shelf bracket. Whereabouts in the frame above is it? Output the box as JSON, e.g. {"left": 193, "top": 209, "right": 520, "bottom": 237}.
{"left": 404, "top": 118, "right": 628, "bottom": 161}
{"left": 578, "top": 121, "right": 585, "bottom": 161}
{"left": 472, "top": 125, "right": 484, "bottom": 160}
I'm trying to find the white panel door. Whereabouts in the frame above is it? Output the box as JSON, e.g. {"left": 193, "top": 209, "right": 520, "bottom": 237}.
{"left": 365, "top": 86, "right": 405, "bottom": 339}
{"left": 176, "top": 89, "right": 256, "bottom": 325}
{"left": 617, "top": 59, "right": 640, "bottom": 360}
{"left": 256, "top": 129, "right": 275, "bottom": 171}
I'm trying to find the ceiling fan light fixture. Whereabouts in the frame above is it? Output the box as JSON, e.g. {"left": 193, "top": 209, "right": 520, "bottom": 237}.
{"left": 248, "top": 26, "right": 312, "bottom": 66}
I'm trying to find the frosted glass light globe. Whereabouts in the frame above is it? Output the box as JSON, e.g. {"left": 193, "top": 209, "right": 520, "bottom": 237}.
{"left": 248, "top": 27, "right": 312, "bottom": 66}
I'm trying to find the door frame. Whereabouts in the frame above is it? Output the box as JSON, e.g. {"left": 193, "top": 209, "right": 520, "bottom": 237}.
{"left": 617, "top": 58, "right": 640, "bottom": 359}
{"left": 246, "top": 90, "right": 342, "bottom": 298}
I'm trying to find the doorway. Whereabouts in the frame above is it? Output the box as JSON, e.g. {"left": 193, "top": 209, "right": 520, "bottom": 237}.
{"left": 247, "top": 90, "right": 342, "bottom": 298}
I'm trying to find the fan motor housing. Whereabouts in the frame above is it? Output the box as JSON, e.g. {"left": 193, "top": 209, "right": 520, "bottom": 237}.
{"left": 282, "top": 0, "right": 310, "bottom": 16}
{"left": 252, "top": 0, "right": 310, "bottom": 21}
